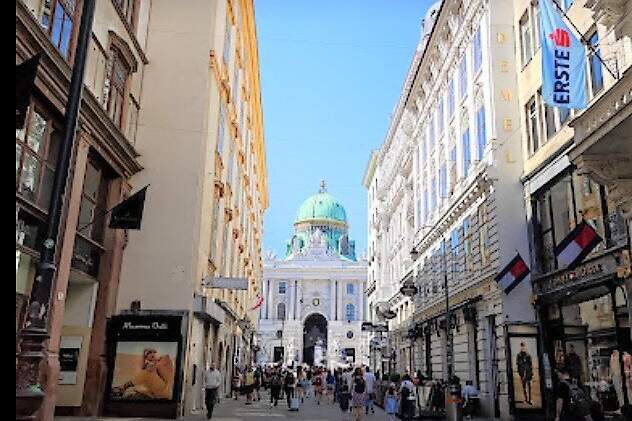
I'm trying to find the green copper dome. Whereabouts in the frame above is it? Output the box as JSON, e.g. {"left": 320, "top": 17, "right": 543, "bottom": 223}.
{"left": 295, "top": 182, "right": 347, "bottom": 224}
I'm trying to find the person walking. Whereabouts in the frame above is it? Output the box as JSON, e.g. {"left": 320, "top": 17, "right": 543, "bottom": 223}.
{"left": 314, "top": 368, "right": 324, "bottom": 405}
{"left": 204, "top": 363, "right": 222, "bottom": 419}
{"left": 351, "top": 370, "right": 367, "bottom": 421}
{"left": 244, "top": 366, "right": 255, "bottom": 405}
{"left": 231, "top": 369, "right": 241, "bottom": 400}
{"left": 339, "top": 384, "right": 352, "bottom": 421}
{"left": 270, "top": 368, "right": 282, "bottom": 408}
{"left": 385, "top": 383, "right": 399, "bottom": 421}
{"left": 284, "top": 369, "right": 296, "bottom": 409}
{"left": 326, "top": 370, "right": 337, "bottom": 404}
{"left": 296, "top": 366, "right": 306, "bottom": 403}
{"left": 253, "top": 366, "right": 262, "bottom": 401}
{"left": 399, "top": 374, "right": 415, "bottom": 421}
{"left": 363, "top": 366, "right": 376, "bottom": 415}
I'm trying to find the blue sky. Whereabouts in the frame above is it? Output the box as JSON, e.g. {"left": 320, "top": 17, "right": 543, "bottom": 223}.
{"left": 256, "top": 0, "right": 434, "bottom": 257}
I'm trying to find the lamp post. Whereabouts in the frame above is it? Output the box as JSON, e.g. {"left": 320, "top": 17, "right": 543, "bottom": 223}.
{"left": 412, "top": 225, "right": 462, "bottom": 421}
{"left": 16, "top": 1, "right": 96, "bottom": 419}
{"left": 411, "top": 226, "right": 453, "bottom": 381}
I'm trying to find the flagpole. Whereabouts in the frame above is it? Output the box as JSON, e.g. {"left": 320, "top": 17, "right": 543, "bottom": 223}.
{"left": 549, "top": 0, "right": 619, "bottom": 80}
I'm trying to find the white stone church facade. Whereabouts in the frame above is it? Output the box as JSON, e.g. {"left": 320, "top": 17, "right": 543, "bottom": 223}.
{"left": 258, "top": 183, "right": 367, "bottom": 369}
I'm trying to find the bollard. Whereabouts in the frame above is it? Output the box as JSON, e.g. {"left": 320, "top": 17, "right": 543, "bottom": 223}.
{"left": 445, "top": 382, "right": 463, "bottom": 421}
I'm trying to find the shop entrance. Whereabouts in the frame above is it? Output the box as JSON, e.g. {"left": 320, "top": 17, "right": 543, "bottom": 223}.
{"left": 543, "top": 285, "right": 630, "bottom": 413}
{"left": 303, "top": 313, "right": 327, "bottom": 366}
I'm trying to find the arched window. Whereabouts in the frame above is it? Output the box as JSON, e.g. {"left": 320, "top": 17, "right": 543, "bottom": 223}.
{"left": 277, "top": 303, "right": 286, "bottom": 320}
{"left": 346, "top": 283, "right": 354, "bottom": 295}
{"left": 345, "top": 304, "right": 355, "bottom": 321}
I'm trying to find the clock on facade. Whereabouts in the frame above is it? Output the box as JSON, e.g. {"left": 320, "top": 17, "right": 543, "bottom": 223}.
{"left": 312, "top": 298, "right": 320, "bottom": 306}
{"left": 346, "top": 331, "right": 354, "bottom": 339}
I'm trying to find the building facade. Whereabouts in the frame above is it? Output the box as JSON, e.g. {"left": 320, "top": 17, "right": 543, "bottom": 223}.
{"left": 365, "top": 1, "right": 537, "bottom": 419}
{"left": 16, "top": 0, "right": 146, "bottom": 419}
{"left": 513, "top": 0, "right": 632, "bottom": 416}
{"left": 16, "top": 0, "right": 268, "bottom": 419}
{"left": 114, "top": 0, "right": 267, "bottom": 418}
{"left": 258, "top": 183, "right": 368, "bottom": 370}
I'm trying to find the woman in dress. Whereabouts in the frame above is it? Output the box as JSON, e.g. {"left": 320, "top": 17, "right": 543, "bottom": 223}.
{"left": 351, "top": 368, "right": 367, "bottom": 421}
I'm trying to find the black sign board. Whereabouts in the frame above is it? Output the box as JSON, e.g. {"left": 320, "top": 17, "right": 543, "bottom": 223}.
{"left": 104, "top": 314, "right": 185, "bottom": 419}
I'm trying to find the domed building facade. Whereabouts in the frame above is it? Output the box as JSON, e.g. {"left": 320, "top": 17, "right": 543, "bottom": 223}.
{"left": 258, "top": 182, "right": 367, "bottom": 368}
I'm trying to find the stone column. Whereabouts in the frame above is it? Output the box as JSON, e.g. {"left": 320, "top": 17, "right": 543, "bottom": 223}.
{"left": 337, "top": 281, "right": 343, "bottom": 321}
{"left": 295, "top": 280, "right": 301, "bottom": 320}
{"left": 358, "top": 281, "right": 364, "bottom": 321}
{"left": 330, "top": 280, "right": 336, "bottom": 320}
{"left": 267, "top": 279, "right": 273, "bottom": 320}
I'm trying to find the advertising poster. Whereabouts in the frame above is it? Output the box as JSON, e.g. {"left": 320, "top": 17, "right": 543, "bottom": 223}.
{"left": 109, "top": 341, "right": 178, "bottom": 401}
{"left": 509, "top": 336, "right": 542, "bottom": 410}
{"left": 59, "top": 336, "right": 83, "bottom": 385}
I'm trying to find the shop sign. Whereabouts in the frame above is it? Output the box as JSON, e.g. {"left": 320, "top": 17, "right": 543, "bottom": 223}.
{"left": 535, "top": 253, "right": 617, "bottom": 295}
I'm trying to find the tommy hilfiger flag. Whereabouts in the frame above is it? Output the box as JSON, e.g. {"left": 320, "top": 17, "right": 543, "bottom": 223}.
{"left": 495, "top": 253, "right": 530, "bottom": 294}
{"left": 555, "top": 221, "right": 602, "bottom": 269}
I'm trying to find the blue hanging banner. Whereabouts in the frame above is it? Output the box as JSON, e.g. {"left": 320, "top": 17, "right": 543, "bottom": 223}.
{"left": 540, "top": 0, "right": 588, "bottom": 109}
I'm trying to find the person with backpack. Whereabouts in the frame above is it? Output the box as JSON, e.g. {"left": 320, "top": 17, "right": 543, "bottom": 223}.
{"left": 269, "top": 368, "right": 282, "bottom": 407}
{"left": 555, "top": 367, "right": 593, "bottom": 421}
{"left": 399, "top": 374, "right": 416, "bottom": 421}
{"left": 338, "top": 383, "right": 352, "bottom": 421}
{"left": 284, "top": 369, "right": 296, "bottom": 409}
{"left": 351, "top": 368, "right": 367, "bottom": 421}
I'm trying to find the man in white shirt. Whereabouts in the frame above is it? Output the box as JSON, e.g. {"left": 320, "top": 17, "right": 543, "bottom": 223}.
{"left": 204, "top": 363, "right": 222, "bottom": 419}
{"left": 363, "top": 366, "right": 376, "bottom": 414}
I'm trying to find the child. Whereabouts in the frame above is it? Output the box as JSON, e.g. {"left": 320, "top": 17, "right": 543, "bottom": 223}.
{"left": 385, "top": 383, "right": 398, "bottom": 421}
{"left": 338, "top": 384, "right": 352, "bottom": 421}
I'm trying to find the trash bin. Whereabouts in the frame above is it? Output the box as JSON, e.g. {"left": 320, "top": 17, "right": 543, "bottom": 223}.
{"left": 445, "top": 382, "right": 463, "bottom": 421}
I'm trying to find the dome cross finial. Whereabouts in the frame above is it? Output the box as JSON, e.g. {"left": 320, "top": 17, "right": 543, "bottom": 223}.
{"left": 319, "top": 179, "right": 327, "bottom": 193}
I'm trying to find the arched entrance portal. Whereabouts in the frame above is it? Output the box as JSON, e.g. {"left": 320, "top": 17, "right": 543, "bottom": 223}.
{"left": 303, "top": 313, "right": 327, "bottom": 366}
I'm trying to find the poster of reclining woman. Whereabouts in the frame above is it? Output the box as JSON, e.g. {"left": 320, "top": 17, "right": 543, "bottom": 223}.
{"left": 109, "top": 341, "right": 178, "bottom": 401}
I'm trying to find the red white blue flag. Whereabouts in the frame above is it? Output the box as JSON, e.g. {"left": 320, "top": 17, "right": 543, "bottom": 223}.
{"left": 250, "top": 294, "right": 264, "bottom": 310}
{"left": 554, "top": 221, "right": 602, "bottom": 269}
{"left": 495, "top": 253, "right": 530, "bottom": 295}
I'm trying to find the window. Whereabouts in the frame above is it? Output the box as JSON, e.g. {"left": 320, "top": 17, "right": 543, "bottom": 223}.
{"left": 114, "top": 0, "right": 138, "bottom": 27}
{"left": 278, "top": 281, "right": 286, "bottom": 294}
{"left": 463, "top": 218, "right": 472, "bottom": 271}
{"left": 473, "top": 28, "right": 483, "bottom": 74}
{"left": 459, "top": 55, "right": 468, "bottom": 99}
{"left": 439, "top": 164, "right": 447, "bottom": 199}
{"left": 437, "top": 100, "right": 444, "bottom": 137}
{"left": 476, "top": 106, "right": 486, "bottom": 160}
{"left": 73, "top": 158, "right": 111, "bottom": 277}
{"left": 531, "top": 172, "right": 613, "bottom": 274}
{"left": 525, "top": 96, "right": 541, "bottom": 154}
{"left": 462, "top": 129, "right": 471, "bottom": 177}
{"left": 345, "top": 304, "right": 355, "bottom": 321}
{"left": 430, "top": 176, "right": 437, "bottom": 212}
{"left": 16, "top": 106, "right": 60, "bottom": 209}
{"left": 106, "top": 46, "right": 131, "bottom": 128}
{"left": 448, "top": 78, "right": 455, "bottom": 119}
{"left": 587, "top": 32, "right": 604, "bottom": 97}
{"left": 223, "top": 14, "right": 232, "bottom": 65}
{"left": 449, "top": 147, "right": 457, "bottom": 194}
{"left": 41, "top": 0, "right": 75, "bottom": 59}
{"left": 277, "top": 303, "right": 286, "bottom": 320}
{"left": 478, "top": 202, "right": 489, "bottom": 267}
{"left": 347, "top": 283, "right": 354, "bottom": 295}
{"left": 519, "top": 11, "right": 532, "bottom": 66}
{"left": 423, "top": 188, "right": 429, "bottom": 222}
{"left": 450, "top": 229, "right": 459, "bottom": 274}
{"left": 217, "top": 103, "right": 226, "bottom": 155}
